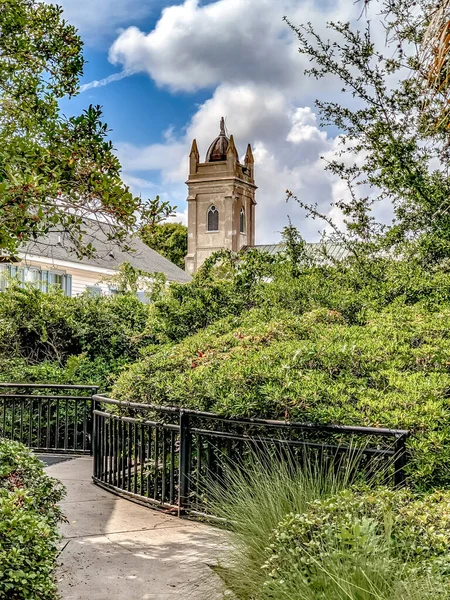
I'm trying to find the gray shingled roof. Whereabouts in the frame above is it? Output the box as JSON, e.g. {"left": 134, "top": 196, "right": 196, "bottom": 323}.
{"left": 21, "top": 223, "right": 192, "bottom": 284}
{"left": 245, "top": 242, "right": 351, "bottom": 262}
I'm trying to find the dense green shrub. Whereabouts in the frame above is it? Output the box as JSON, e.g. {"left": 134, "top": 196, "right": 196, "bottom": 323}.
{"left": 114, "top": 301, "right": 450, "bottom": 487}
{"left": 0, "top": 282, "right": 150, "bottom": 389}
{"left": 266, "top": 487, "right": 450, "bottom": 583}
{"left": 0, "top": 440, "right": 65, "bottom": 599}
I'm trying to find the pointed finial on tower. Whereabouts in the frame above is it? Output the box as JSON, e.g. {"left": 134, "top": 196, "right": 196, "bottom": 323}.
{"left": 220, "top": 116, "right": 225, "bottom": 136}
{"left": 190, "top": 138, "right": 199, "bottom": 157}
{"left": 245, "top": 143, "right": 254, "bottom": 165}
{"left": 244, "top": 143, "right": 254, "bottom": 180}
{"left": 189, "top": 138, "right": 199, "bottom": 175}
{"left": 227, "top": 134, "right": 238, "bottom": 172}
{"left": 227, "top": 134, "right": 237, "bottom": 156}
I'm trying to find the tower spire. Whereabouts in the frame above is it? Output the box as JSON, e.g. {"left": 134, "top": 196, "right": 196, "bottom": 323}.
{"left": 220, "top": 116, "right": 225, "bottom": 136}
{"left": 189, "top": 138, "right": 199, "bottom": 175}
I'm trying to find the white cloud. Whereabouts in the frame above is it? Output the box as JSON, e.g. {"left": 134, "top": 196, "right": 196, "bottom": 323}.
{"left": 108, "top": 0, "right": 358, "bottom": 94}
{"left": 109, "top": 0, "right": 387, "bottom": 242}
{"left": 117, "top": 82, "right": 339, "bottom": 243}
{"left": 108, "top": 0, "right": 296, "bottom": 92}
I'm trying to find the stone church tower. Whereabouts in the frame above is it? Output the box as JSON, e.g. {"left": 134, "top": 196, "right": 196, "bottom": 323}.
{"left": 185, "top": 118, "right": 257, "bottom": 274}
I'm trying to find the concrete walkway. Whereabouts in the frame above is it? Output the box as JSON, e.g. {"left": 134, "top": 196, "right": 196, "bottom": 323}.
{"left": 44, "top": 456, "right": 229, "bottom": 600}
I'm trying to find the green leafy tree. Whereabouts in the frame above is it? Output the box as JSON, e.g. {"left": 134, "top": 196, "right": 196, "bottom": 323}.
{"left": 140, "top": 222, "right": 188, "bottom": 269}
{"left": 285, "top": 0, "right": 450, "bottom": 264}
{"left": 0, "top": 0, "right": 160, "bottom": 258}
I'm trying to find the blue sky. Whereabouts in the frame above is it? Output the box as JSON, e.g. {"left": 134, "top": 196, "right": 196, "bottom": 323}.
{"left": 57, "top": 0, "right": 372, "bottom": 243}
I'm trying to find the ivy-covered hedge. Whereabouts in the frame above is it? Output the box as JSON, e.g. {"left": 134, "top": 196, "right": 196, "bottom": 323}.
{"left": 0, "top": 440, "right": 65, "bottom": 599}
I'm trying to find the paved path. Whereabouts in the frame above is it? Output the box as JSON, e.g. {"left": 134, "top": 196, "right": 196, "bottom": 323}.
{"left": 44, "top": 456, "right": 229, "bottom": 600}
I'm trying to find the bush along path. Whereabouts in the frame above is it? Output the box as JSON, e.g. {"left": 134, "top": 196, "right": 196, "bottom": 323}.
{"left": 0, "top": 440, "right": 65, "bottom": 600}
{"left": 208, "top": 451, "right": 450, "bottom": 600}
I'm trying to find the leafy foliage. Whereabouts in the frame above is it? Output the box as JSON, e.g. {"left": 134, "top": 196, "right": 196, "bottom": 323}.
{"left": 0, "top": 0, "right": 167, "bottom": 258}
{"left": 285, "top": 0, "right": 450, "bottom": 265}
{"left": 209, "top": 451, "right": 450, "bottom": 600}
{"left": 0, "top": 440, "right": 65, "bottom": 599}
{"left": 267, "top": 487, "right": 450, "bottom": 581}
{"left": 0, "top": 281, "right": 150, "bottom": 389}
{"left": 140, "top": 222, "right": 188, "bottom": 270}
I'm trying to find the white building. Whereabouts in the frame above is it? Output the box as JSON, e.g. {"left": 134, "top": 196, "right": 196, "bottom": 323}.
{"left": 0, "top": 224, "right": 191, "bottom": 297}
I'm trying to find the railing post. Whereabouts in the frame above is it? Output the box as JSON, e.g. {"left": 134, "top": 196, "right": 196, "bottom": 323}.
{"left": 89, "top": 387, "right": 98, "bottom": 457}
{"left": 178, "top": 410, "right": 191, "bottom": 516}
{"left": 394, "top": 433, "right": 408, "bottom": 487}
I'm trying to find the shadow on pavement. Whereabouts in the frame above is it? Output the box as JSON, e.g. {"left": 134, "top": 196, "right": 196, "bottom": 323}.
{"left": 37, "top": 454, "right": 76, "bottom": 467}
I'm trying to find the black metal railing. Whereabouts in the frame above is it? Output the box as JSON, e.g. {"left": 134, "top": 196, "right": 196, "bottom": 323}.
{"left": 92, "top": 396, "right": 410, "bottom": 516}
{"left": 0, "top": 383, "right": 98, "bottom": 453}
{"left": 0, "top": 384, "right": 411, "bottom": 515}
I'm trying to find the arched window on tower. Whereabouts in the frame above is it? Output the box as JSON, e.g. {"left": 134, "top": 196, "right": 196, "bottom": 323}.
{"left": 240, "top": 207, "right": 246, "bottom": 234}
{"left": 207, "top": 205, "right": 219, "bottom": 231}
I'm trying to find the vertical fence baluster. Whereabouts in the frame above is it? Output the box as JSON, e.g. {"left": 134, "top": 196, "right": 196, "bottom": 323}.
{"left": 170, "top": 430, "right": 175, "bottom": 505}
{"left": 54, "top": 399, "right": 59, "bottom": 450}
{"left": 37, "top": 399, "right": 42, "bottom": 448}
{"left": 82, "top": 400, "right": 87, "bottom": 453}
{"left": 133, "top": 422, "right": 138, "bottom": 495}
{"left": 46, "top": 400, "right": 51, "bottom": 450}
{"left": 161, "top": 430, "right": 167, "bottom": 503}
{"left": 93, "top": 409, "right": 98, "bottom": 479}
{"left": 100, "top": 414, "right": 108, "bottom": 482}
{"left": 140, "top": 423, "right": 145, "bottom": 496}
{"left": 64, "top": 399, "right": 68, "bottom": 451}
{"left": 195, "top": 434, "right": 201, "bottom": 510}
{"left": 11, "top": 398, "right": 16, "bottom": 441}
{"left": 93, "top": 412, "right": 98, "bottom": 478}
{"left": 19, "top": 400, "right": 24, "bottom": 444}
{"left": 73, "top": 400, "right": 78, "bottom": 451}
{"left": 114, "top": 418, "right": 119, "bottom": 487}
{"left": 179, "top": 411, "right": 192, "bottom": 515}
{"left": 147, "top": 427, "right": 152, "bottom": 498}
{"left": 127, "top": 421, "right": 132, "bottom": 493}
{"left": 154, "top": 426, "right": 159, "bottom": 501}
{"left": 109, "top": 416, "right": 114, "bottom": 486}
{"left": 121, "top": 420, "right": 126, "bottom": 490}
{"left": 1, "top": 398, "right": 5, "bottom": 438}
{"left": 28, "top": 399, "right": 33, "bottom": 447}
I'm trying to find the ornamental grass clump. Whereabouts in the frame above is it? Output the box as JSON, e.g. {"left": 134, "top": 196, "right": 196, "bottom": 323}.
{"left": 208, "top": 450, "right": 450, "bottom": 600}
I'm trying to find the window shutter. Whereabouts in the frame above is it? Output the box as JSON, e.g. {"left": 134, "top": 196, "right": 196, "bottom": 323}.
{"left": 65, "top": 274, "right": 72, "bottom": 297}
{"left": 40, "top": 270, "right": 49, "bottom": 293}
{"left": 0, "top": 267, "right": 7, "bottom": 291}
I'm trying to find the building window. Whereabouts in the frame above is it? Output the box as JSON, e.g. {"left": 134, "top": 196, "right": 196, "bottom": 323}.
{"left": 22, "top": 267, "right": 41, "bottom": 287}
{"left": 0, "top": 266, "right": 72, "bottom": 296}
{"left": 240, "top": 207, "right": 246, "bottom": 234}
{"left": 207, "top": 205, "right": 219, "bottom": 232}
{"left": 86, "top": 285, "right": 102, "bottom": 297}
